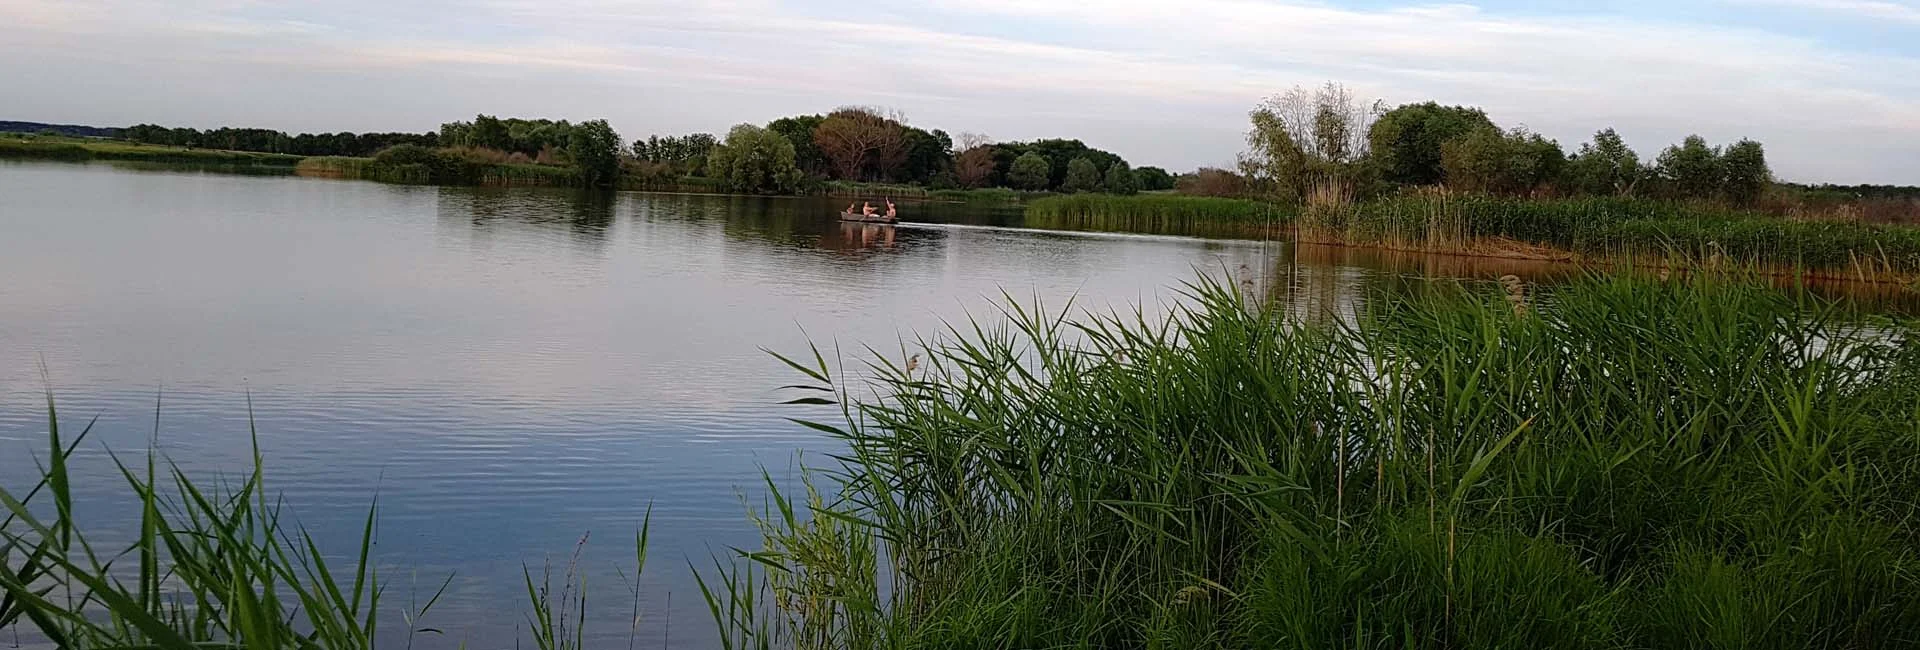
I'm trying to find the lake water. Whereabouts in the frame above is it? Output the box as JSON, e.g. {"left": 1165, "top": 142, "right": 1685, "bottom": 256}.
{"left": 0, "top": 160, "right": 1826, "bottom": 648}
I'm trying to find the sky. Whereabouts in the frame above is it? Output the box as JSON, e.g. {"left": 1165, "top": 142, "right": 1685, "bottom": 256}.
{"left": 1, "top": 0, "right": 1917, "bottom": 184}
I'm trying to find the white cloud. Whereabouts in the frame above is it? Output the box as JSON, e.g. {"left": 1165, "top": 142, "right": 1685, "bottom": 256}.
{"left": 1731, "top": 0, "right": 1920, "bottom": 24}
{"left": 1, "top": 0, "right": 1917, "bottom": 183}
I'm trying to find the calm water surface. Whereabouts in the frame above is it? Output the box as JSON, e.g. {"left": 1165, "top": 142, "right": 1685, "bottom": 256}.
{"left": 0, "top": 161, "right": 1565, "bottom": 647}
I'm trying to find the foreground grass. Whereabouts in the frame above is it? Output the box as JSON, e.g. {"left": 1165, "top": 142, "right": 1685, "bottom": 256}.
{"left": 0, "top": 135, "right": 304, "bottom": 166}
{"left": 740, "top": 273, "right": 1920, "bottom": 649}
{"left": 0, "top": 406, "right": 650, "bottom": 650}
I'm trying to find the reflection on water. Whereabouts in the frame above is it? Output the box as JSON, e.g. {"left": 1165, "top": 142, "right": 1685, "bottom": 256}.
{"left": 1, "top": 161, "right": 1915, "bottom": 649}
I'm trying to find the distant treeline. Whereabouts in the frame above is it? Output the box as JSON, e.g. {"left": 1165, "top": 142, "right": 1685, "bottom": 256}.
{"left": 121, "top": 124, "right": 440, "bottom": 158}
{"left": 1225, "top": 85, "right": 1778, "bottom": 207}
{"left": 1149, "top": 82, "right": 1919, "bottom": 224}
{"left": 0, "top": 121, "right": 122, "bottom": 139}
{"left": 660, "top": 107, "right": 1180, "bottom": 195}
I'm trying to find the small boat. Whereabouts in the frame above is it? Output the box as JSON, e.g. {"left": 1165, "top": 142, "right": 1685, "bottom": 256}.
{"left": 840, "top": 212, "right": 898, "bottom": 224}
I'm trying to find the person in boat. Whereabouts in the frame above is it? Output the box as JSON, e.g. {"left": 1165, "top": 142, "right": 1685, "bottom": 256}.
{"left": 845, "top": 202, "right": 857, "bottom": 215}
{"left": 885, "top": 199, "right": 897, "bottom": 220}
{"left": 861, "top": 201, "right": 877, "bottom": 216}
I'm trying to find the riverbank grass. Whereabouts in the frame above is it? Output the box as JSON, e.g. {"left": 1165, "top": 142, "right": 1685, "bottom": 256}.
{"left": 0, "top": 134, "right": 303, "bottom": 165}
{"left": 745, "top": 272, "right": 1920, "bottom": 648}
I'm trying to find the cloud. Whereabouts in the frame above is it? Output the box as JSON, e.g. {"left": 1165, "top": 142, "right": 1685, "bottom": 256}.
{"left": 2, "top": 0, "right": 1918, "bottom": 183}
{"left": 1731, "top": 0, "right": 1920, "bottom": 24}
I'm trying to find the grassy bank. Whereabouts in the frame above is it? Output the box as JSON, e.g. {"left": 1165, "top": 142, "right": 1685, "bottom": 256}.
{"left": 1304, "top": 195, "right": 1920, "bottom": 281}
{"left": 293, "top": 151, "right": 583, "bottom": 187}
{"left": 742, "top": 273, "right": 1920, "bottom": 648}
{"left": 1026, "top": 193, "right": 1282, "bottom": 236}
{"left": 0, "top": 136, "right": 303, "bottom": 166}
{"left": 826, "top": 182, "right": 1044, "bottom": 205}
{"left": 1028, "top": 193, "right": 1920, "bottom": 282}
{"left": 4, "top": 275, "right": 1919, "bottom": 648}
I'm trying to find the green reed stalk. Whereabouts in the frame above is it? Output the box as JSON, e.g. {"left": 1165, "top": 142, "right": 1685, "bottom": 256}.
{"left": 736, "top": 272, "right": 1920, "bottom": 649}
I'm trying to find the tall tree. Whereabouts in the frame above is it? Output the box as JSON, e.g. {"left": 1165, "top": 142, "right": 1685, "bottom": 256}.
{"left": 954, "top": 133, "right": 996, "bottom": 189}
{"left": 1720, "top": 139, "right": 1770, "bottom": 206}
{"left": 1441, "top": 127, "right": 1565, "bottom": 195}
{"left": 708, "top": 124, "right": 801, "bottom": 195}
{"left": 1655, "top": 135, "right": 1724, "bottom": 200}
{"left": 1062, "top": 157, "right": 1102, "bottom": 193}
{"left": 1563, "top": 128, "right": 1642, "bottom": 196}
{"left": 1133, "top": 166, "right": 1176, "bottom": 191}
{"left": 1244, "top": 82, "right": 1379, "bottom": 200}
{"left": 1009, "top": 152, "right": 1051, "bottom": 191}
{"left": 567, "top": 119, "right": 624, "bottom": 188}
{"left": 766, "top": 115, "right": 827, "bottom": 176}
{"left": 469, "top": 115, "right": 510, "bottom": 150}
{"left": 1103, "top": 160, "right": 1138, "bottom": 195}
{"left": 1368, "top": 102, "right": 1496, "bottom": 185}
{"left": 814, "top": 107, "right": 906, "bottom": 181}
{"left": 901, "top": 127, "right": 954, "bottom": 184}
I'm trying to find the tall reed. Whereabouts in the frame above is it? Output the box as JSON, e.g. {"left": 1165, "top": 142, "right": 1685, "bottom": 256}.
{"left": 1025, "top": 194, "right": 1286, "bottom": 236}
{"left": 736, "top": 273, "right": 1920, "bottom": 648}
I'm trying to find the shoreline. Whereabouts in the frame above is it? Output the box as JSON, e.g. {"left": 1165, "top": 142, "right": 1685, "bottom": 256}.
{"left": 7, "top": 152, "right": 1915, "bottom": 292}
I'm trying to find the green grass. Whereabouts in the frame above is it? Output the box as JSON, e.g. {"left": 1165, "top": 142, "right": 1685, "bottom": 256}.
{"left": 620, "top": 175, "right": 725, "bottom": 193}
{"left": 294, "top": 153, "right": 584, "bottom": 187}
{"left": 1025, "top": 193, "right": 1287, "bottom": 236}
{"left": 0, "top": 135, "right": 304, "bottom": 165}
{"left": 927, "top": 187, "right": 1038, "bottom": 205}
{"left": 738, "top": 272, "right": 1920, "bottom": 648}
{"left": 826, "top": 183, "right": 1046, "bottom": 205}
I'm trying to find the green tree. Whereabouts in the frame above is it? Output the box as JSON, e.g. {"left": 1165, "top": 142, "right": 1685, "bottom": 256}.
{"left": 708, "top": 124, "right": 801, "bottom": 195}
{"left": 989, "top": 139, "right": 1127, "bottom": 190}
{"left": 1062, "top": 157, "right": 1101, "bottom": 193}
{"left": 1103, "top": 160, "right": 1138, "bottom": 195}
{"left": 1009, "top": 152, "right": 1052, "bottom": 191}
{"left": 567, "top": 119, "right": 624, "bottom": 188}
{"left": 1243, "top": 83, "right": 1377, "bottom": 200}
{"left": 469, "top": 115, "right": 510, "bottom": 150}
{"left": 1441, "top": 127, "right": 1565, "bottom": 195}
{"left": 766, "top": 115, "right": 827, "bottom": 176}
{"left": 1563, "top": 128, "right": 1641, "bottom": 196}
{"left": 901, "top": 127, "right": 954, "bottom": 184}
{"left": 1368, "top": 102, "right": 1496, "bottom": 185}
{"left": 1720, "top": 139, "right": 1770, "bottom": 206}
{"left": 1654, "top": 135, "right": 1723, "bottom": 200}
{"left": 1133, "top": 166, "right": 1175, "bottom": 191}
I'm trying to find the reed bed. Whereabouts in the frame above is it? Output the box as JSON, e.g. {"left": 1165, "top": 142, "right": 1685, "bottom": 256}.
{"left": 0, "top": 137, "right": 304, "bottom": 165}
{"left": 1025, "top": 194, "right": 1285, "bottom": 236}
{"left": 926, "top": 187, "right": 1034, "bottom": 205}
{"left": 734, "top": 273, "right": 1920, "bottom": 649}
{"left": 1308, "top": 195, "right": 1920, "bottom": 280}
{"left": 294, "top": 154, "right": 584, "bottom": 187}
{"left": 621, "top": 175, "right": 726, "bottom": 193}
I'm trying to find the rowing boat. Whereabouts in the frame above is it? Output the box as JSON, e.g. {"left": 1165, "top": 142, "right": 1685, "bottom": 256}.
{"left": 840, "top": 212, "right": 898, "bottom": 224}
